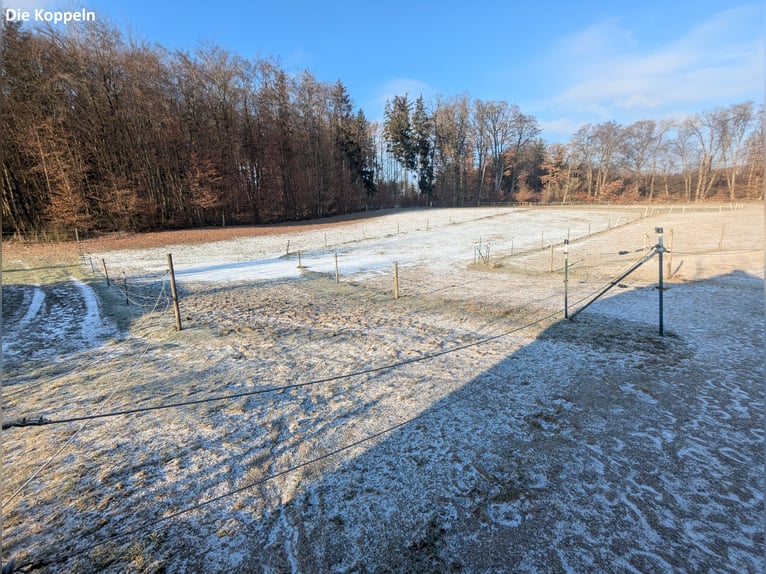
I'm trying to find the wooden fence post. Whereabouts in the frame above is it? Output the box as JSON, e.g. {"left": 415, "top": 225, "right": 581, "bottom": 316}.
{"left": 393, "top": 262, "right": 399, "bottom": 300}
{"left": 102, "top": 259, "right": 110, "bottom": 286}
{"left": 334, "top": 253, "right": 339, "bottom": 283}
{"left": 167, "top": 253, "right": 182, "bottom": 331}
{"left": 548, "top": 245, "right": 554, "bottom": 272}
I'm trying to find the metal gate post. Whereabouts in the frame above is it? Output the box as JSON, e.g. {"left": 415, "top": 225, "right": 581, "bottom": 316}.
{"left": 656, "top": 227, "right": 665, "bottom": 336}
{"left": 564, "top": 239, "right": 569, "bottom": 319}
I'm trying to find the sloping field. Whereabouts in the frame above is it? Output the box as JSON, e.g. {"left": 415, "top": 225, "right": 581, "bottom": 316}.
{"left": 2, "top": 204, "right": 763, "bottom": 572}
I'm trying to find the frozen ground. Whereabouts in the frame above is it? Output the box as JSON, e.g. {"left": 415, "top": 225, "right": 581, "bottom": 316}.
{"left": 1, "top": 204, "right": 763, "bottom": 573}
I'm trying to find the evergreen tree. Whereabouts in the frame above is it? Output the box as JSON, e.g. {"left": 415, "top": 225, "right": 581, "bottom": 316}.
{"left": 412, "top": 96, "right": 435, "bottom": 203}
{"left": 331, "top": 82, "right": 376, "bottom": 206}
{"left": 383, "top": 94, "right": 415, "bottom": 193}
{"left": 352, "top": 110, "right": 377, "bottom": 198}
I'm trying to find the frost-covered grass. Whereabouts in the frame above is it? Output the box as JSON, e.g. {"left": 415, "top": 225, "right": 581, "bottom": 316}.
{"left": 2, "top": 204, "right": 763, "bottom": 572}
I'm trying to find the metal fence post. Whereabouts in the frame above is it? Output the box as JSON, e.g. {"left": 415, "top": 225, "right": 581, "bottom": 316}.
{"left": 659, "top": 257, "right": 664, "bottom": 336}
{"left": 656, "top": 228, "right": 665, "bottom": 336}
{"left": 564, "top": 239, "right": 569, "bottom": 318}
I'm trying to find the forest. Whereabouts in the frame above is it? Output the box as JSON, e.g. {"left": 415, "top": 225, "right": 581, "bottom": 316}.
{"left": 1, "top": 20, "right": 763, "bottom": 238}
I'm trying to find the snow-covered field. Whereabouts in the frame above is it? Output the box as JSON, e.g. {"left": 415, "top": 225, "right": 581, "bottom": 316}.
{"left": 2, "top": 204, "right": 763, "bottom": 573}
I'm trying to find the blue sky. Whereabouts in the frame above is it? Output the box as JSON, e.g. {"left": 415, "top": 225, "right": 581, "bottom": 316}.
{"left": 8, "top": 0, "right": 765, "bottom": 142}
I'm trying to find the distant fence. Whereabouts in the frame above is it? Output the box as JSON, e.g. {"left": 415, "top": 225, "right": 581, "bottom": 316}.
{"left": 1, "top": 202, "right": 752, "bottom": 244}
{"left": 85, "top": 254, "right": 176, "bottom": 323}
{"left": 3, "top": 200, "right": 757, "bottom": 574}
{"left": 85, "top": 200, "right": 752, "bottom": 335}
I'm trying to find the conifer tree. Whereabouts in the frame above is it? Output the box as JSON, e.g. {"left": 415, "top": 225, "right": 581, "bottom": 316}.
{"left": 383, "top": 95, "right": 415, "bottom": 194}
{"left": 412, "top": 96, "right": 435, "bottom": 203}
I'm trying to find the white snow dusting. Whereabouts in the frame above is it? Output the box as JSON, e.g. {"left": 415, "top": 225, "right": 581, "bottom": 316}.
{"left": 2, "top": 204, "right": 763, "bottom": 573}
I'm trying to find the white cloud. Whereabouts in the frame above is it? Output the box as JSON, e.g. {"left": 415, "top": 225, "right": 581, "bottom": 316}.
{"left": 376, "top": 78, "right": 434, "bottom": 103}
{"left": 538, "top": 117, "right": 583, "bottom": 140}
{"left": 367, "top": 77, "right": 435, "bottom": 121}
{"left": 539, "top": 4, "right": 764, "bottom": 139}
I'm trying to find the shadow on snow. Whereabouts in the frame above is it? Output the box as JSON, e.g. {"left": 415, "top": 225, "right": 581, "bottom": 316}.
{"left": 224, "top": 269, "right": 764, "bottom": 573}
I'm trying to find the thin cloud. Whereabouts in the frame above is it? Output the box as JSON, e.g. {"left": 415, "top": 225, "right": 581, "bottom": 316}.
{"left": 539, "top": 117, "right": 585, "bottom": 140}
{"left": 368, "top": 77, "right": 435, "bottom": 121}
{"left": 282, "top": 47, "right": 314, "bottom": 75}
{"left": 541, "top": 4, "right": 764, "bottom": 137}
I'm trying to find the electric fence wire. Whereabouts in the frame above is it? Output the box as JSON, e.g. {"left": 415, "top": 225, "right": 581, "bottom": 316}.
{"left": 2, "top": 343, "right": 154, "bottom": 510}
{"left": 14, "top": 268, "right": 649, "bottom": 571}
{"left": 8, "top": 236, "right": 666, "bottom": 570}
{"left": 122, "top": 273, "right": 170, "bottom": 309}
{"left": 4, "top": 238, "right": 643, "bottom": 509}
{"left": 6, "top": 235, "right": 639, "bottom": 421}
{"left": 2, "top": 304, "right": 564, "bottom": 430}
{"left": 3, "top": 273, "right": 171, "bottom": 401}
{"left": 11, "top": 302, "right": 569, "bottom": 573}
{"left": 97, "top": 267, "right": 170, "bottom": 310}
{"left": 670, "top": 248, "right": 764, "bottom": 256}
{"left": 3, "top": 270, "right": 177, "bottom": 508}
{"left": 4, "top": 247, "right": 639, "bottom": 432}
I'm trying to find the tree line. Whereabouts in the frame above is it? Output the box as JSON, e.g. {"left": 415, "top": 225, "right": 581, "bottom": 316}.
{"left": 379, "top": 95, "right": 762, "bottom": 207}
{"left": 2, "top": 20, "right": 763, "bottom": 238}
{"left": 2, "top": 20, "right": 376, "bottom": 236}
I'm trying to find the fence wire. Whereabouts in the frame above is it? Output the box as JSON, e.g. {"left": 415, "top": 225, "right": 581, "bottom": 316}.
{"left": 5, "top": 206, "right": 750, "bottom": 571}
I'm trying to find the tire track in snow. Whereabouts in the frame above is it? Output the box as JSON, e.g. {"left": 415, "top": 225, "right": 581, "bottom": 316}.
{"left": 18, "top": 286, "right": 46, "bottom": 329}
{"left": 71, "top": 277, "right": 105, "bottom": 344}
{"left": 2, "top": 285, "right": 45, "bottom": 361}
{"left": 3, "top": 277, "right": 114, "bottom": 378}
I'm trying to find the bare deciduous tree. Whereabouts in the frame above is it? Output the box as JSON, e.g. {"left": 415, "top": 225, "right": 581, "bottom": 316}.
{"left": 2, "top": 18, "right": 762, "bottom": 239}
